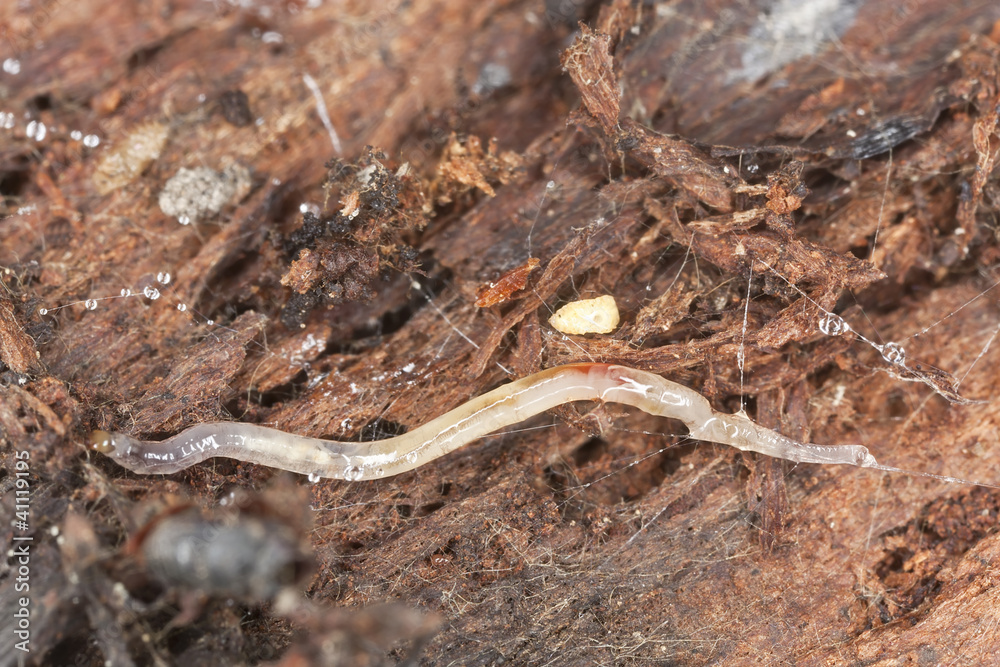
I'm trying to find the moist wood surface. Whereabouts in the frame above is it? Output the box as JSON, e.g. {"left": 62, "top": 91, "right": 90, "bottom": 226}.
{"left": 3, "top": 1, "right": 1000, "bottom": 665}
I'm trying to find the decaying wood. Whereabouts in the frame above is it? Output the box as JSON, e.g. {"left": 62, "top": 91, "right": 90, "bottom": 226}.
{"left": 3, "top": 1, "right": 1000, "bottom": 665}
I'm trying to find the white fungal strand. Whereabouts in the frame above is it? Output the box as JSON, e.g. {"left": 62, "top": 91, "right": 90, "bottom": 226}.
{"left": 89, "top": 363, "right": 975, "bottom": 484}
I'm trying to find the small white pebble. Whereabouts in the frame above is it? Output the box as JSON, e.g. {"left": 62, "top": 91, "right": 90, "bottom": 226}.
{"left": 549, "top": 295, "right": 620, "bottom": 335}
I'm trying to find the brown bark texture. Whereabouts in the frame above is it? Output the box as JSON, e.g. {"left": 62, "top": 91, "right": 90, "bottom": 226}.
{"left": 3, "top": 0, "right": 1000, "bottom": 665}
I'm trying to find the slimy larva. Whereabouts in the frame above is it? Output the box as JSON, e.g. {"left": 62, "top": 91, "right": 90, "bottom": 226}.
{"left": 90, "top": 363, "right": 988, "bottom": 486}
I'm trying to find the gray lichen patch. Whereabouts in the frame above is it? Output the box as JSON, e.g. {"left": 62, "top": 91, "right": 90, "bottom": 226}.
{"left": 158, "top": 163, "right": 252, "bottom": 223}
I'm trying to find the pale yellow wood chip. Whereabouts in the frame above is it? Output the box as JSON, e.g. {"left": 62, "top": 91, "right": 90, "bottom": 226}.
{"left": 548, "top": 295, "right": 620, "bottom": 335}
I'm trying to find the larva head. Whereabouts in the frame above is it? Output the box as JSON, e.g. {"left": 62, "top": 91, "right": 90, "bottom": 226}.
{"left": 87, "top": 430, "right": 180, "bottom": 475}
{"left": 90, "top": 430, "right": 117, "bottom": 454}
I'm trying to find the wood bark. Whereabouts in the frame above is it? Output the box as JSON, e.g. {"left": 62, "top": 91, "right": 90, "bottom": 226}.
{"left": 2, "top": 1, "right": 1000, "bottom": 664}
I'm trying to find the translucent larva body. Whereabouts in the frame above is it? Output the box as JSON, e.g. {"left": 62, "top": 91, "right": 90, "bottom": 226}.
{"left": 89, "top": 363, "right": 978, "bottom": 485}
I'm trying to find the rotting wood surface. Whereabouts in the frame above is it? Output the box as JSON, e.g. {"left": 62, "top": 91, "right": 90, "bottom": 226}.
{"left": 3, "top": 1, "right": 1000, "bottom": 665}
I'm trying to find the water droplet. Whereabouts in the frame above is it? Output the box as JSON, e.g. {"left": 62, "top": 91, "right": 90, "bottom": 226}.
{"left": 83, "top": 134, "right": 100, "bottom": 148}
{"left": 70, "top": 130, "right": 83, "bottom": 141}
{"left": 881, "top": 342, "right": 905, "bottom": 365}
{"left": 405, "top": 452, "right": 418, "bottom": 464}
{"left": 120, "top": 288, "right": 132, "bottom": 297}
{"left": 143, "top": 286, "right": 161, "bottom": 300}
{"left": 818, "top": 312, "right": 850, "bottom": 336}
{"left": 0, "top": 111, "right": 14, "bottom": 129}
{"left": 177, "top": 303, "right": 188, "bottom": 312}
{"left": 38, "top": 308, "right": 48, "bottom": 315}
{"left": 178, "top": 215, "right": 191, "bottom": 225}
{"left": 84, "top": 299, "right": 97, "bottom": 310}
{"left": 26, "top": 120, "right": 46, "bottom": 141}
{"left": 736, "top": 348, "right": 745, "bottom": 371}
{"left": 307, "top": 472, "right": 321, "bottom": 483}
{"left": 156, "top": 271, "right": 171, "bottom": 284}
{"left": 343, "top": 465, "right": 363, "bottom": 481}
{"left": 206, "top": 319, "right": 214, "bottom": 326}
{"left": 2, "top": 58, "right": 21, "bottom": 75}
